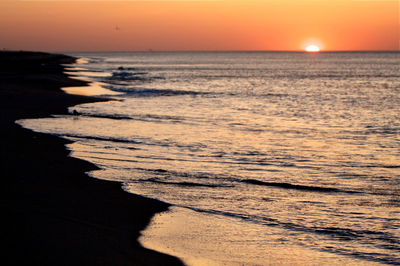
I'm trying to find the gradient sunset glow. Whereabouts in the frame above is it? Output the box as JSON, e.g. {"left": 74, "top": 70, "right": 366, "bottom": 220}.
{"left": 0, "top": 0, "right": 398, "bottom": 52}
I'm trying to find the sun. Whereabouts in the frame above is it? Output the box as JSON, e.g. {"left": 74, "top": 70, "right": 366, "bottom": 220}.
{"left": 302, "top": 38, "right": 324, "bottom": 52}
{"left": 305, "top": 45, "right": 320, "bottom": 52}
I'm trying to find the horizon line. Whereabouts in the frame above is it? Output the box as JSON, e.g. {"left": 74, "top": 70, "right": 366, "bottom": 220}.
{"left": 2, "top": 49, "right": 399, "bottom": 54}
{"left": 63, "top": 49, "right": 400, "bottom": 53}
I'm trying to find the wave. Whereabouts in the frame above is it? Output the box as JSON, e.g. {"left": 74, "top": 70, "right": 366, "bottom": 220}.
{"left": 104, "top": 86, "right": 206, "bottom": 97}
{"left": 71, "top": 112, "right": 187, "bottom": 123}
{"left": 186, "top": 207, "right": 396, "bottom": 244}
{"left": 131, "top": 167, "right": 360, "bottom": 194}
{"left": 125, "top": 88, "right": 204, "bottom": 97}
{"left": 64, "top": 134, "right": 142, "bottom": 144}
{"left": 137, "top": 178, "right": 233, "bottom": 188}
{"left": 71, "top": 112, "right": 132, "bottom": 120}
{"left": 135, "top": 168, "right": 220, "bottom": 180}
{"left": 240, "top": 179, "right": 360, "bottom": 194}
{"left": 185, "top": 207, "right": 400, "bottom": 264}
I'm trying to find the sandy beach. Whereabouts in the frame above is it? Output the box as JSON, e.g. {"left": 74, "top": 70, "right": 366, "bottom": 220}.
{"left": 0, "top": 51, "right": 183, "bottom": 265}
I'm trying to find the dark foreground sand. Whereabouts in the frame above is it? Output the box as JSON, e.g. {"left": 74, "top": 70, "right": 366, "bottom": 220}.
{"left": 0, "top": 51, "right": 183, "bottom": 265}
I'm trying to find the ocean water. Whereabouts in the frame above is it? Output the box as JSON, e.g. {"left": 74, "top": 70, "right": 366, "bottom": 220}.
{"left": 18, "top": 52, "right": 400, "bottom": 265}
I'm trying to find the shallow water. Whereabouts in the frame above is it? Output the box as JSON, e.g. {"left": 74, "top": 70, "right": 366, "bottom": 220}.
{"left": 18, "top": 52, "right": 400, "bottom": 265}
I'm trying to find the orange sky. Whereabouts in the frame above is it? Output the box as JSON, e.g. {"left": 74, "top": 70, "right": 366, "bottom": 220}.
{"left": 0, "top": 0, "right": 398, "bottom": 52}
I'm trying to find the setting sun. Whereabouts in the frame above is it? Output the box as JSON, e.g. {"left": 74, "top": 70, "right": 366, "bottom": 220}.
{"left": 305, "top": 45, "right": 321, "bottom": 52}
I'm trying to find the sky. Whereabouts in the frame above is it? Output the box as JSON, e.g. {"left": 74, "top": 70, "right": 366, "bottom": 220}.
{"left": 0, "top": 0, "right": 398, "bottom": 52}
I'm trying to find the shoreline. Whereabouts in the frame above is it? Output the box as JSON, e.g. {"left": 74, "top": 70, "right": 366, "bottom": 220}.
{"left": 0, "top": 51, "right": 183, "bottom": 265}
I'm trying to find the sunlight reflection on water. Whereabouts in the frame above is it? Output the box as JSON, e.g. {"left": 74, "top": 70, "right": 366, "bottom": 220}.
{"left": 17, "top": 52, "right": 400, "bottom": 265}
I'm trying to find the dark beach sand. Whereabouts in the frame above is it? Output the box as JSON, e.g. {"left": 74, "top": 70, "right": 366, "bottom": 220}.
{"left": 0, "top": 51, "right": 183, "bottom": 265}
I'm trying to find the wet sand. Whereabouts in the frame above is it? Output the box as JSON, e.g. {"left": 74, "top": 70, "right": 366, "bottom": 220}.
{"left": 0, "top": 51, "right": 183, "bottom": 265}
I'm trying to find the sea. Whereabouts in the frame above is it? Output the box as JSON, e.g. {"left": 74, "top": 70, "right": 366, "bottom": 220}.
{"left": 18, "top": 52, "right": 400, "bottom": 265}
